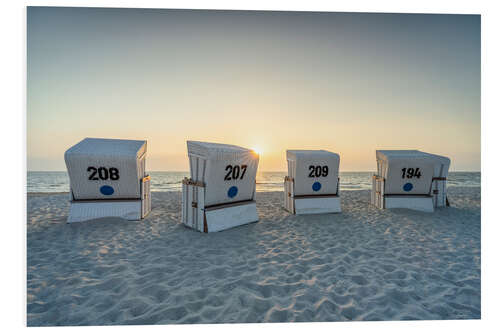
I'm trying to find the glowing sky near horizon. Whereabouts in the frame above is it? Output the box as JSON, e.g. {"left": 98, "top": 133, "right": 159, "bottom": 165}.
{"left": 27, "top": 7, "right": 480, "bottom": 171}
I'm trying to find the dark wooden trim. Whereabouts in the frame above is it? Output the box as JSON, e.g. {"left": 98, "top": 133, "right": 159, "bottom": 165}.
{"left": 432, "top": 177, "right": 447, "bottom": 181}
{"left": 384, "top": 194, "right": 432, "bottom": 198}
{"left": 294, "top": 194, "right": 339, "bottom": 199}
{"left": 204, "top": 200, "right": 256, "bottom": 211}
{"left": 203, "top": 214, "right": 208, "bottom": 233}
{"left": 137, "top": 149, "right": 147, "bottom": 162}
{"left": 71, "top": 198, "right": 141, "bottom": 203}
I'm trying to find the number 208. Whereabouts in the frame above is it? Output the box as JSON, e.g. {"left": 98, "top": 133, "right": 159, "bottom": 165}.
{"left": 87, "top": 167, "right": 120, "bottom": 180}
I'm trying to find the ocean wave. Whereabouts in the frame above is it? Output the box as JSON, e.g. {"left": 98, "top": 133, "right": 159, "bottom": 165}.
{"left": 27, "top": 172, "right": 481, "bottom": 193}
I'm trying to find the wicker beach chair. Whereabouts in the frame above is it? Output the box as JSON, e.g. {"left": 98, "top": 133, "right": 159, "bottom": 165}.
{"left": 371, "top": 150, "right": 451, "bottom": 212}
{"left": 182, "top": 141, "right": 259, "bottom": 232}
{"left": 64, "top": 138, "right": 151, "bottom": 223}
{"left": 284, "top": 150, "right": 341, "bottom": 215}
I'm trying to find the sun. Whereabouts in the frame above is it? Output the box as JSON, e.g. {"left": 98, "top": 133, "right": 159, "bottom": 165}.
{"left": 251, "top": 147, "right": 262, "bottom": 155}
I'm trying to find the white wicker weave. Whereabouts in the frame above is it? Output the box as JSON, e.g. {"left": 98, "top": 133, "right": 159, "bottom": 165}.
{"left": 375, "top": 150, "right": 450, "bottom": 195}
{"left": 186, "top": 141, "right": 259, "bottom": 207}
{"left": 371, "top": 150, "right": 451, "bottom": 211}
{"left": 64, "top": 138, "right": 151, "bottom": 223}
{"left": 65, "top": 138, "right": 147, "bottom": 200}
{"left": 286, "top": 150, "right": 340, "bottom": 196}
{"left": 284, "top": 149, "right": 341, "bottom": 215}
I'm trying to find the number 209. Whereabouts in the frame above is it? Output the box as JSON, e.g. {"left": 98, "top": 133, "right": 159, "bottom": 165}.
{"left": 308, "top": 165, "right": 329, "bottom": 177}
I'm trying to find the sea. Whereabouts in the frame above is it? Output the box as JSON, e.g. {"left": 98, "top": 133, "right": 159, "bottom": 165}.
{"left": 27, "top": 171, "right": 481, "bottom": 193}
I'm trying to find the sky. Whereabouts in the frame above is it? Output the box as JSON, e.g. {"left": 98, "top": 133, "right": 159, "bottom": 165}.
{"left": 27, "top": 7, "right": 480, "bottom": 171}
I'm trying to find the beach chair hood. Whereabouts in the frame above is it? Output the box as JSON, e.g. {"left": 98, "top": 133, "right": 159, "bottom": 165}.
{"left": 64, "top": 138, "right": 147, "bottom": 200}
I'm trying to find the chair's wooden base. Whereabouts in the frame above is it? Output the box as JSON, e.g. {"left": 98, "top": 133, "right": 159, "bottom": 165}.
{"left": 204, "top": 201, "right": 259, "bottom": 232}
{"left": 67, "top": 200, "right": 150, "bottom": 223}
{"left": 293, "top": 196, "right": 341, "bottom": 215}
{"left": 383, "top": 196, "right": 434, "bottom": 212}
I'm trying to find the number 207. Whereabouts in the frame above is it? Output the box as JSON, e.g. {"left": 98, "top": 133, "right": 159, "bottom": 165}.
{"left": 224, "top": 165, "right": 247, "bottom": 181}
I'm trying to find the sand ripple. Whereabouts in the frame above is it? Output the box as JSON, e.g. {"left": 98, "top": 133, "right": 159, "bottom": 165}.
{"left": 27, "top": 187, "right": 480, "bottom": 325}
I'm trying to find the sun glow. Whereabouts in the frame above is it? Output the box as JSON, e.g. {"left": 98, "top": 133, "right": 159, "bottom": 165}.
{"left": 251, "top": 147, "right": 262, "bottom": 155}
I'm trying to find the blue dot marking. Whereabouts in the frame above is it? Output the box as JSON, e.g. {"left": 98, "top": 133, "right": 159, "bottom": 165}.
{"left": 228, "top": 186, "right": 238, "bottom": 198}
{"left": 403, "top": 183, "right": 413, "bottom": 192}
{"left": 312, "top": 182, "right": 322, "bottom": 192}
{"left": 100, "top": 185, "right": 114, "bottom": 195}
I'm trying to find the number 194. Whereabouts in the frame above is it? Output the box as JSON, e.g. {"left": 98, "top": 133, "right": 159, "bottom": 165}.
{"left": 401, "top": 167, "right": 421, "bottom": 179}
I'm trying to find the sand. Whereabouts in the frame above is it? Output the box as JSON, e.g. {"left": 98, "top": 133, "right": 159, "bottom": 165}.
{"left": 27, "top": 187, "right": 481, "bottom": 326}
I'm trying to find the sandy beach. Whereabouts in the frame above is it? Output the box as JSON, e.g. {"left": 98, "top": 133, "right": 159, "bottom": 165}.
{"left": 27, "top": 187, "right": 480, "bottom": 326}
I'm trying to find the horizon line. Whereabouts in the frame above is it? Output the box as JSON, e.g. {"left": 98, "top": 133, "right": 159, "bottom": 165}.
{"left": 27, "top": 170, "right": 482, "bottom": 173}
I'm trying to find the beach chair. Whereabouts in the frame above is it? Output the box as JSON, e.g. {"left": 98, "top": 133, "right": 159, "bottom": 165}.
{"left": 371, "top": 150, "right": 451, "bottom": 212}
{"left": 182, "top": 141, "right": 259, "bottom": 232}
{"left": 64, "top": 138, "right": 151, "bottom": 223}
{"left": 284, "top": 150, "right": 341, "bottom": 215}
